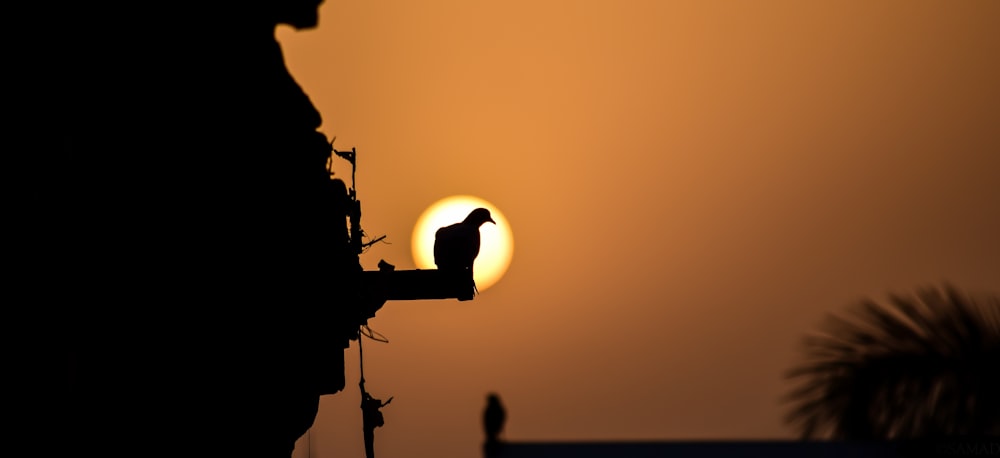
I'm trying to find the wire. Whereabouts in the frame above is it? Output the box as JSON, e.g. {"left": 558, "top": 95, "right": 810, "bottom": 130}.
{"left": 360, "top": 235, "right": 389, "bottom": 253}
{"left": 360, "top": 324, "right": 389, "bottom": 343}
{"left": 357, "top": 325, "right": 389, "bottom": 388}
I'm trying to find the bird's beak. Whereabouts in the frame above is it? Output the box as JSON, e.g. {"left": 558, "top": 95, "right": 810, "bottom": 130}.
{"left": 488, "top": 217, "right": 496, "bottom": 224}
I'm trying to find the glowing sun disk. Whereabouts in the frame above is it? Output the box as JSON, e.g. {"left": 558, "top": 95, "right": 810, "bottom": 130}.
{"left": 412, "top": 196, "right": 513, "bottom": 292}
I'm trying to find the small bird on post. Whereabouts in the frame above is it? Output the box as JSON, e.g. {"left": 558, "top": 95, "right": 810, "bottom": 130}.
{"left": 433, "top": 208, "right": 495, "bottom": 296}
{"left": 483, "top": 393, "right": 506, "bottom": 447}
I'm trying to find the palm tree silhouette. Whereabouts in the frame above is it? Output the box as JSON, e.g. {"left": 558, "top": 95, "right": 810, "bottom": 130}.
{"left": 783, "top": 284, "right": 1000, "bottom": 439}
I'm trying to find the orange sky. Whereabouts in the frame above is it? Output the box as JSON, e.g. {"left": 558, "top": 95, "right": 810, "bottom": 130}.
{"left": 275, "top": 1, "right": 999, "bottom": 457}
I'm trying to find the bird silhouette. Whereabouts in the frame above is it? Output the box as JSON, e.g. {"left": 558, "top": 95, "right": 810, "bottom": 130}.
{"left": 483, "top": 393, "right": 506, "bottom": 445}
{"left": 433, "top": 207, "right": 495, "bottom": 273}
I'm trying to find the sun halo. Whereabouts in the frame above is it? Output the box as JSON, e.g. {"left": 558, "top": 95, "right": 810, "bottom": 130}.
{"left": 412, "top": 195, "right": 513, "bottom": 292}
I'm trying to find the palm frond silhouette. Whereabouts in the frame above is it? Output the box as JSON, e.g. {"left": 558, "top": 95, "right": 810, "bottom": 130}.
{"left": 784, "top": 284, "right": 1000, "bottom": 439}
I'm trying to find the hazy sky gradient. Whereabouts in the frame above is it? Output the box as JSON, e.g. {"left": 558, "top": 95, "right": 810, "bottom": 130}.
{"left": 275, "top": 2, "right": 999, "bottom": 457}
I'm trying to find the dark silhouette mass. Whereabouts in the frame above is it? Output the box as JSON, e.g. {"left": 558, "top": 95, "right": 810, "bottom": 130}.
{"left": 360, "top": 382, "right": 393, "bottom": 458}
{"left": 483, "top": 392, "right": 507, "bottom": 446}
{"left": 434, "top": 207, "right": 495, "bottom": 272}
{"left": 22, "top": 1, "right": 382, "bottom": 457}
{"left": 784, "top": 284, "right": 1000, "bottom": 440}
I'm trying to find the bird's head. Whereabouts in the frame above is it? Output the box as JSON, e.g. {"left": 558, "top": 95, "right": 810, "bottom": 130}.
{"left": 465, "top": 208, "right": 496, "bottom": 227}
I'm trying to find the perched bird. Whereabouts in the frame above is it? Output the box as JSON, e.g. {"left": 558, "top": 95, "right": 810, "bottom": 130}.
{"left": 483, "top": 393, "right": 506, "bottom": 445}
{"left": 433, "top": 207, "right": 495, "bottom": 273}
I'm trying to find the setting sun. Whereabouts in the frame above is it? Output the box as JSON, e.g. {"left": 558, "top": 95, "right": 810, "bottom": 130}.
{"left": 412, "top": 196, "right": 513, "bottom": 292}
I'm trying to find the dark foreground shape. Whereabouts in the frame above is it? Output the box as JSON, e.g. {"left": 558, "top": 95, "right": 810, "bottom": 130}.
{"left": 484, "top": 440, "right": 919, "bottom": 458}
{"left": 361, "top": 269, "right": 477, "bottom": 301}
{"left": 784, "top": 285, "right": 1000, "bottom": 440}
